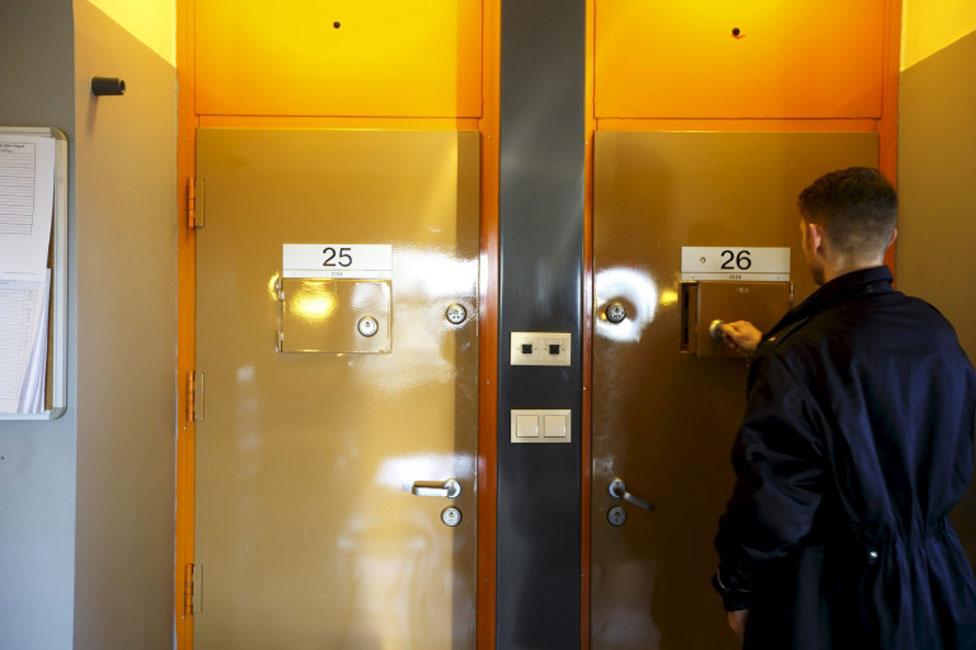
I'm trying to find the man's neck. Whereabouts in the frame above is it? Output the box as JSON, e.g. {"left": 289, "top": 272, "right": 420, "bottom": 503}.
{"left": 821, "top": 260, "right": 885, "bottom": 284}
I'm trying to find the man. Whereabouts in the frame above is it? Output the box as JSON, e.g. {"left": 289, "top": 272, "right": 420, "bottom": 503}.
{"left": 712, "top": 167, "right": 976, "bottom": 649}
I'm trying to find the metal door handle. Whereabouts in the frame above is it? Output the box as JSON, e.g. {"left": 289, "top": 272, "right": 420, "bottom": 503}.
{"left": 709, "top": 319, "right": 726, "bottom": 341}
{"left": 411, "top": 478, "right": 462, "bottom": 499}
{"left": 608, "top": 477, "right": 654, "bottom": 511}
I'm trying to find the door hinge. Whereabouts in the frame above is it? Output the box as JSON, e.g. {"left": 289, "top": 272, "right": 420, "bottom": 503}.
{"left": 184, "top": 563, "right": 195, "bottom": 618}
{"left": 187, "top": 177, "right": 205, "bottom": 229}
{"left": 187, "top": 371, "right": 205, "bottom": 423}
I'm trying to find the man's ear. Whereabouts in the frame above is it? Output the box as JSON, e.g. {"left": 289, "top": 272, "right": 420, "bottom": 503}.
{"left": 806, "top": 220, "right": 826, "bottom": 254}
{"left": 887, "top": 227, "right": 898, "bottom": 249}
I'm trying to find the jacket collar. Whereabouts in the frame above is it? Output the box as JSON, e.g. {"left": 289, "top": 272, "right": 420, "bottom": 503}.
{"left": 767, "top": 266, "right": 893, "bottom": 339}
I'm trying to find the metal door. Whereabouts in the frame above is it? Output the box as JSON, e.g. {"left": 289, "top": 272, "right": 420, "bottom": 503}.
{"left": 194, "top": 129, "right": 479, "bottom": 649}
{"left": 591, "top": 131, "right": 878, "bottom": 649}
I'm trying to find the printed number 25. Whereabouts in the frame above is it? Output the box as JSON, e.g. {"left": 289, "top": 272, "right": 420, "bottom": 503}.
{"left": 720, "top": 249, "right": 752, "bottom": 270}
{"left": 323, "top": 246, "right": 353, "bottom": 268}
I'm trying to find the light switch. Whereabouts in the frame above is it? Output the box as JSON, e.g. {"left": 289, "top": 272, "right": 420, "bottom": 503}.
{"left": 543, "top": 414, "right": 568, "bottom": 438}
{"left": 510, "top": 409, "right": 572, "bottom": 443}
{"left": 510, "top": 332, "right": 572, "bottom": 366}
{"left": 515, "top": 415, "right": 540, "bottom": 438}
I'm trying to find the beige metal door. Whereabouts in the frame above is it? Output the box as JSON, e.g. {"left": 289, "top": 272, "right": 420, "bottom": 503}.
{"left": 195, "top": 129, "right": 479, "bottom": 649}
{"left": 591, "top": 131, "right": 877, "bottom": 649}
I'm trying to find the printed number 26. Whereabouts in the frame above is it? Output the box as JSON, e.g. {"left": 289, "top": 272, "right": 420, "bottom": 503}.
{"left": 720, "top": 249, "right": 752, "bottom": 271}
{"left": 323, "top": 246, "right": 353, "bottom": 268}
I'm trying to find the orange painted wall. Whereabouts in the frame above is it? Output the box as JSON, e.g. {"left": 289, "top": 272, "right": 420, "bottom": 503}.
{"left": 596, "top": 0, "right": 886, "bottom": 119}
{"left": 194, "top": 0, "right": 482, "bottom": 117}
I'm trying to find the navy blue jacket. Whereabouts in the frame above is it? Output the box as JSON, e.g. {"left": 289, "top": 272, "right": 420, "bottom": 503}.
{"left": 714, "top": 266, "right": 976, "bottom": 649}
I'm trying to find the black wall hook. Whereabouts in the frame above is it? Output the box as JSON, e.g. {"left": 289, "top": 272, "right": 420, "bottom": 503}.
{"left": 91, "top": 77, "right": 126, "bottom": 96}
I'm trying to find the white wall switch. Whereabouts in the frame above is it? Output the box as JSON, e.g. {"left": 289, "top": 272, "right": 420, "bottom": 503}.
{"left": 510, "top": 409, "right": 572, "bottom": 444}
{"left": 510, "top": 332, "right": 572, "bottom": 366}
{"left": 543, "top": 414, "right": 568, "bottom": 438}
{"left": 515, "top": 415, "right": 540, "bottom": 438}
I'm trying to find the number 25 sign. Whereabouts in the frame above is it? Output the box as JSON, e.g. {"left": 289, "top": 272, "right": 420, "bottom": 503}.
{"left": 680, "top": 246, "right": 790, "bottom": 282}
{"left": 283, "top": 244, "right": 393, "bottom": 279}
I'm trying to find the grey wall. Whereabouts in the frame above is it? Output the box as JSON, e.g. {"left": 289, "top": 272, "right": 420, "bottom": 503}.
{"left": 0, "top": 1, "right": 177, "bottom": 649}
{"left": 496, "top": 0, "right": 585, "bottom": 647}
{"left": 0, "top": 2, "right": 79, "bottom": 649}
{"left": 897, "top": 31, "right": 976, "bottom": 565}
{"left": 898, "top": 31, "right": 976, "bottom": 359}
{"left": 71, "top": 1, "right": 177, "bottom": 648}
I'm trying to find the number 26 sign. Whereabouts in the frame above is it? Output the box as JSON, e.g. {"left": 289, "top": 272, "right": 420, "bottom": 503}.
{"left": 283, "top": 244, "right": 393, "bottom": 279}
{"left": 680, "top": 246, "right": 790, "bottom": 282}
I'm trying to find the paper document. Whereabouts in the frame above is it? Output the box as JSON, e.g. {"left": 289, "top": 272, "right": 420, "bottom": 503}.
{"left": 20, "top": 271, "right": 50, "bottom": 413}
{"left": 0, "top": 134, "right": 55, "bottom": 281}
{"left": 0, "top": 274, "right": 49, "bottom": 414}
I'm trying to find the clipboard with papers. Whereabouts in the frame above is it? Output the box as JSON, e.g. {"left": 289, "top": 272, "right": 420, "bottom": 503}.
{"left": 0, "top": 127, "right": 67, "bottom": 420}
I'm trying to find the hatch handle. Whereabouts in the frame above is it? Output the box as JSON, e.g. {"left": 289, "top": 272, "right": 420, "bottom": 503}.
{"left": 709, "top": 319, "right": 727, "bottom": 341}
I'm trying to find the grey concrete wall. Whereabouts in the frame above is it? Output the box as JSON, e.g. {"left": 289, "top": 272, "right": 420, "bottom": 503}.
{"left": 71, "top": 1, "right": 177, "bottom": 649}
{"left": 898, "top": 31, "right": 976, "bottom": 565}
{"left": 0, "top": 1, "right": 177, "bottom": 648}
{"left": 0, "top": 2, "right": 79, "bottom": 649}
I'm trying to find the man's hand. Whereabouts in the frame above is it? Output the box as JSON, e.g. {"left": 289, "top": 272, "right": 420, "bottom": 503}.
{"left": 727, "top": 609, "right": 749, "bottom": 639}
{"left": 719, "top": 320, "right": 763, "bottom": 355}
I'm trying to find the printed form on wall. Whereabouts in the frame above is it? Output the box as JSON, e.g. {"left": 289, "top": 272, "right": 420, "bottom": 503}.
{"left": 0, "top": 133, "right": 55, "bottom": 414}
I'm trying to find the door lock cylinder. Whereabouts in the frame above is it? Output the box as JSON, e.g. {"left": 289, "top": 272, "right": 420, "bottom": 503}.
{"left": 445, "top": 303, "right": 468, "bottom": 325}
{"left": 357, "top": 315, "right": 379, "bottom": 337}
{"left": 607, "top": 506, "right": 627, "bottom": 527}
{"left": 605, "top": 302, "right": 628, "bottom": 324}
{"left": 441, "top": 507, "right": 463, "bottom": 527}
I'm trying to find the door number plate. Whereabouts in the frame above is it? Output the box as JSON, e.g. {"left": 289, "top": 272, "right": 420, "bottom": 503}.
{"left": 283, "top": 244, "right": 393, "bottom": 279}
{"left": 680, "top": 246, "right": 790, "bottom": 282}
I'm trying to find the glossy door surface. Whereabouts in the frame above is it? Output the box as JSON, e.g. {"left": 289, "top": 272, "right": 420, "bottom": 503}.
{"left": 591, "top": 131, "right": 877, "bottom": 649}
{"left": 195, "top": 129, "right": 479, "bottom": 649}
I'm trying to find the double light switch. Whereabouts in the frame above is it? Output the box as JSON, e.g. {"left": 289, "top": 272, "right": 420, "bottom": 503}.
{"left": 511, "top": 409, "right": 572, "bottom": 444}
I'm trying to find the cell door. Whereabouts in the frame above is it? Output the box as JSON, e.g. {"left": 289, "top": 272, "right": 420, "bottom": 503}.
{"left": 590, "top": 131, "right": 878, "bottom": 649}
{"left": 194, "top": 129, "right": 480, "bottom": 649}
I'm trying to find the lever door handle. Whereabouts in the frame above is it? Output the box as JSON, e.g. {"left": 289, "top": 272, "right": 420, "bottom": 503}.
{"left": 411, "top": 478, "right": 462, "bottom": 499}
{"left": 608, "top": 477, "right": 654, "bottom": 511}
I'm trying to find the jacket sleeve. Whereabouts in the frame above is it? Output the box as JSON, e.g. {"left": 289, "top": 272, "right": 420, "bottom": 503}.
{"left": 713, "top": 352, "right": 827, "bottom": 611}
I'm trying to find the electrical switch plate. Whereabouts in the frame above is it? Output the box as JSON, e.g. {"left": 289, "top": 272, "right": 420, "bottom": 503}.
{"left": 543, "top": 414, "right": 567, "bottom": 438}
{"left": 515, "top": 415, "right": 540, "bottom": 438}
{"left": 510, "top": 409, "right": 572, "bottom": 444}
{"left": 510, "top": 332, "right": 572, "bottom": 366}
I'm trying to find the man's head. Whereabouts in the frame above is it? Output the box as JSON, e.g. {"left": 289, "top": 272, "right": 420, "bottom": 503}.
{"left": 797, "top": 167, "right": 898, "bottom": 284}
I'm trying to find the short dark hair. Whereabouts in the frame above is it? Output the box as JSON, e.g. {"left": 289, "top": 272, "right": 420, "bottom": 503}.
{"left": 797, "top": 167, "right": 897, "bottom": 259}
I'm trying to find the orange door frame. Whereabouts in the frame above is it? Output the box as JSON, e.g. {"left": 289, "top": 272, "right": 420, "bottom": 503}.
{"left": 174, "top": 2, "right": 500, "bottom": 649}
{"left": 174, "top": 0, "right": 197, "bottom": 645}
{"left": 579, "top": 1, "right": 902, "bottom": 648}
{"left": 477, "top": 2, "right": 501, "bottom": 648}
